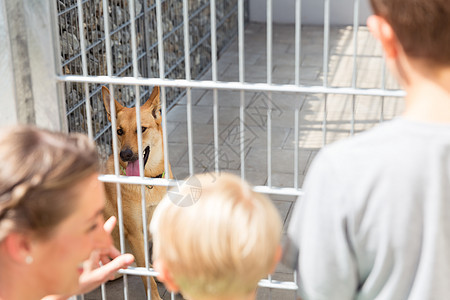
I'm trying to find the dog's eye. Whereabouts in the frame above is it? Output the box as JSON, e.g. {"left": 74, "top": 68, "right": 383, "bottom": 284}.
{"left": 117, "top": 128, "right": 124, "bottom": 136}
{"left": 141, "top": 127, "right": 147, "bottom": 133}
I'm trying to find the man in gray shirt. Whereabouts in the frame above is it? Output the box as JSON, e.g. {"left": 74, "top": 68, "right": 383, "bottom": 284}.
{"left": 284, "top": 0, "right": 450, "bottom": 299}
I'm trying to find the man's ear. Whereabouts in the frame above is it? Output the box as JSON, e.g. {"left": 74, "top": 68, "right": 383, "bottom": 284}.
{"left": 2, "top": 232, "right": 33, "bottom": 264}
{"left": 367, "top": 15, "right": 398, "bottom": 59}
{"left": 154, "top": 259, "right": 179, "bottom": 293}
{"left": 101, "top": 86, "right": 124, "bottom": 122}
{"left": 142, "top": 86, "right": 161, "bottom": 122}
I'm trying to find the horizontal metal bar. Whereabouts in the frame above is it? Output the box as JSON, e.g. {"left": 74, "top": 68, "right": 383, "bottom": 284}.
{"left": 118, "top": 267, "right": 159, "bottom": 277}
{"left": 59, "top": 75, "right": 406, "bottom": 97}
{"left": 98, "top": 174, "right": 178, "bottom": 187}
{"left": 57, "top": 0, "right": 89, "bottom": 16}
{"left": 258, "top": 279, "right": 298, "bottom": 291}
{"left": 99, "top": 174, "right": 303, "bottom": 196}
{"left": 119, "top": 268, "right": 299, "bottom": 292}
{"left": 65, "top": 56, "right": 149, "bottom": 118}
{"left": 93, "top": 123, "right": 111, "bottom": 141}
{"left": 253, "top": 185, "right": 303, "bottom": 196}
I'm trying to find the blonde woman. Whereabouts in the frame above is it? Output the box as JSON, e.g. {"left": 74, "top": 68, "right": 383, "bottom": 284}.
{"left": 150, "top": 173, "right": 282, "bottom": 300}
{"left": 0, "top": 126, "right": 134, "bottom": 300}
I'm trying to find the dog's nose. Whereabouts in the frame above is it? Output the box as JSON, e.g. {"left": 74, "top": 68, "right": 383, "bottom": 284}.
{"left": 120, "top": 148, "right": 134, "bottom": 162}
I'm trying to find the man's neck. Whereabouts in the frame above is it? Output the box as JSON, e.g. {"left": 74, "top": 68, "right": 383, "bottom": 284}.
{"left": 194, "top": 291, "right": 256, "bottom": 300}
{"left": 402, "top": 64, "right": 450, "bottom": 123}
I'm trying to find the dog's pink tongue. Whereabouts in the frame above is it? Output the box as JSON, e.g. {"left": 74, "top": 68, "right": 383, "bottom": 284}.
{"left": 126, "top": 161, "right": 140, "bottom": 176}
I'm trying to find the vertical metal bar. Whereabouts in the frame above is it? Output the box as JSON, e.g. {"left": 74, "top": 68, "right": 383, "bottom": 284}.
{"left": 128, "top": 1, "right": 152, "bottom": 298}
{"left": 102, "top": 0, "right": 128, "bottom": 298}
{"left": 294, "top": 271, "right": 298, "bottom": 299}
{"left": 351, "top": 0, "right": 359, "bottom": 135}
{"left": 143, "top": 0, "right": 152, "bottom": 78}
{"left": 238, "top": 0, "right": 245, "bottom": 180}
{"left": 381, "top": 54, "right": 386, "bottom": 122}
{"left": 183, "top": 0, "right": 194, "bottom": 176}
{"left": 323, "top": 94, "right": 328, "bottom": 146}
{"left": 266, "top": 0, "right": 273, "bottom": 187}
{"left": 266, "top": 0, "right": 272, "bottom": 86}
{"left": 100, "top": 283, "right": 106, "bottom": 300}
{"left": 294, "top": 0, "right": 301, "bottom": 86}
{"left": 322, "top": 0, "right": 330, "bottom": 146}
{"left": 294, "top": 108, "right": 299, "bottom": 189}
{"left": 323, "top": 0, "right": 330, "bottom": 88}
{"left": 211, "top": 0, "right": 220, "bottom": 173}
{"left": 268, "top": 274, "right": 273, "bottom": 299}
{"left": 156, "top": 0, "right": 170, "bottom": 179}
{"left": 294, "top": 0, "right": 301, "bottom": 189}
{"left": 76, "top": 0, "right": 93, "bottom": 139}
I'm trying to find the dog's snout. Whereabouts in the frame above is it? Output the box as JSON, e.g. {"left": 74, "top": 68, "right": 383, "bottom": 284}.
{"left": 120, "top": 148, "right": 134, "bottom": 162}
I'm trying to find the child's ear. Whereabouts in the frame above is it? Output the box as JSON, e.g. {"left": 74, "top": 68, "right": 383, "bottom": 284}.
{"left": 269, "top": 245, "right": 283, "bottom": 274}
{"left": 367, "top": 15, "right": 398, "bottom": 59}
{"left": 154, "top": 259, "right": 180, "bottom": 293}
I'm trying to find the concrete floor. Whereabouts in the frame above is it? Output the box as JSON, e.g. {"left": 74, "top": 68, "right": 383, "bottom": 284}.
{"left": 84, "top": 22, "right": 404, "bottom": 299}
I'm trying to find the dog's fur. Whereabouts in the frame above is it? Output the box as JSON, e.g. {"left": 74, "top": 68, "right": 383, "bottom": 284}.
{"left": 101, "top": 86, "right": 172, "bottom": 299}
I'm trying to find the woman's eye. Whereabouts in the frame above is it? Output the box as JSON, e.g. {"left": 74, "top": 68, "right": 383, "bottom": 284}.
{"left": 117, "top": 128, "right": 123, "bottom": 136}
{"left": 87, "top": 223, "right": 98, "bottom": 233}
{"left": 141, "top": 127, "right": 147, "bottom": 133}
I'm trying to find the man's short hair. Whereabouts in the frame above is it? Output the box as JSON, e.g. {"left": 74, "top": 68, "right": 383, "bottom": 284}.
{"left": 370, "top": 0, "right": 450, "bottom": 65}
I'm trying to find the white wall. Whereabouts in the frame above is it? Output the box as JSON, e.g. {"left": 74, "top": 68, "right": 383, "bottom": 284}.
{"left": 0, "top": 1, "right": 19, "bottom": 126}
{"left": 249, "top": 0, "right": 373, "bottom": 25}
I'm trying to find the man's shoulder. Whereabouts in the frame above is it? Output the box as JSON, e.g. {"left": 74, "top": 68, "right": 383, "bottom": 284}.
{"left": 319, "top": 119, "right": 402, "bottom": 163}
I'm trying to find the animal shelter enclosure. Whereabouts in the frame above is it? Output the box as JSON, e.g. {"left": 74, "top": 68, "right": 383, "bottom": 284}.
{"left": 58, "top": 0, "right": 244, "bottom": 160}
{"left": 2, "top": 0, "right": 405, "bottom": 299}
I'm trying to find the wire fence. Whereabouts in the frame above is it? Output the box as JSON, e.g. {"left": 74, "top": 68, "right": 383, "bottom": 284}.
{"left": 58, "top": 0, "right": 243, "bottom": 159}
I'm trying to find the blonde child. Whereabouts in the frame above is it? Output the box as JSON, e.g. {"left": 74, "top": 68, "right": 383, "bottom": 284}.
{"left": 150, "top": 173, "right": 282, "bottom": 300}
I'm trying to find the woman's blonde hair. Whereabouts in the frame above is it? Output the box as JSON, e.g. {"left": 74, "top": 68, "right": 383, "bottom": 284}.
{"left": 0, "top": 126, "right": 99, "bottom": 242}
{"left": 150, "top": 173, "right": 282, "bottom": 299}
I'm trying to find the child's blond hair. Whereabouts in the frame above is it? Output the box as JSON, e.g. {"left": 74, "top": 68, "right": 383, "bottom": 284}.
{"left": 150, "top": 173, "right": 282, "bottom": 299}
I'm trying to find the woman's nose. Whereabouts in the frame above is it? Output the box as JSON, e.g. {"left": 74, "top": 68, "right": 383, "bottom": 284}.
{"left": 93, "top": 216, "right": 113, "bottom": 249}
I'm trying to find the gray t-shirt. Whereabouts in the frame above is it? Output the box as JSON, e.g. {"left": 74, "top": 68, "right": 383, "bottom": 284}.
{"left": 285, "top": 118, "right": 450, "bottom": 300}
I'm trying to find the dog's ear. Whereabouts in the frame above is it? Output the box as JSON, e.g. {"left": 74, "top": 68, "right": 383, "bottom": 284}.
{"left": 102, "top": 86, "right": 124, "bottom": 122}
{"left": 142, "top": 86, "right": 161, "bottom": 122}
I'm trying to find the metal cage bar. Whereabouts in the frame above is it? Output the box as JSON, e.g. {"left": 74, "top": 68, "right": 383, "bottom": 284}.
{"left": 183, "top": 0, "right": 194, "bottom": 177}
{"left": 266, "top": 0, "right": 273, "bottom": 187}
{"left": 211, "top": 0, "right": 220, "bottom": 174}
{"left": 294, "top": 0, "right": 302, "bottom": 189}
{"left": 128, "top": 1, "right": 153, "bottom": 298}
{"left": 101, "top": 0, "right": 129, "bottom": 298}
{"left": 59, "top": 75, "right": 405, "bottom": 97}
{"left": 238, "top": 0, "right": 246, "bottom": 180}
{"left": 350, "top": 0, "right": 360, "bottom": 136}
{"left": 322, "top": 0, "right": 330, "bottom": 146}
{"left": 76, "top": 0, "right": 93, "bottom": 139}
{"left": 156, "top": 0, "right": 170, "bottom": 181}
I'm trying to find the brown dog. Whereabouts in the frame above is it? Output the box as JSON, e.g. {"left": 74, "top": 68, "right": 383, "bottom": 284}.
{"left": 101, "top": 86, "right": 172, "bottom": 299}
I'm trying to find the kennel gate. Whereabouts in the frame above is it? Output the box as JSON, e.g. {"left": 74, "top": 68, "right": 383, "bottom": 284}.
{"left": 12, "top": 0, "right": 405, "bottom": 298}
